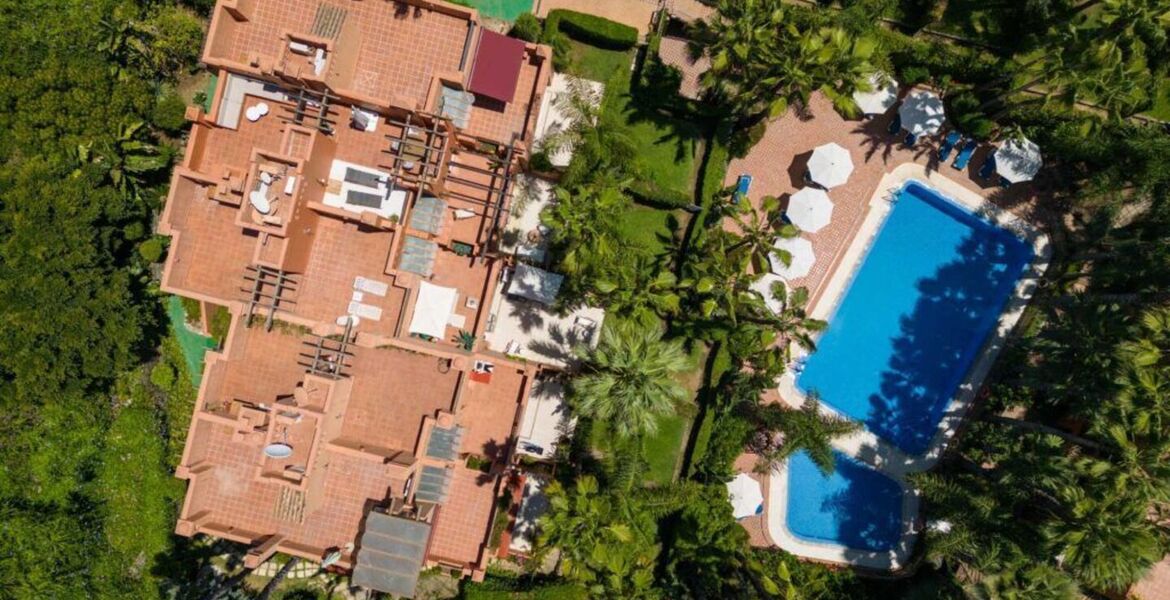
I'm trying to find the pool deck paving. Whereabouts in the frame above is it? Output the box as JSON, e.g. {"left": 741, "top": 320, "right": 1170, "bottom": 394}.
{"left": 728, "top": 91, "right": 1053, "bottom": 570}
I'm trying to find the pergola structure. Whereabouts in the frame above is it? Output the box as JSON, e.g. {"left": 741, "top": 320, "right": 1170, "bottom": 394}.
{"left": 381, "top": 111, "right": 450, "bottom": 189}
{"left": 444, "top": 135, "right": 519, "bottom": 257}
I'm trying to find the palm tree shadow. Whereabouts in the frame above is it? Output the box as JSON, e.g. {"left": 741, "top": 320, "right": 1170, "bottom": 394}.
{"left": 862, "top": 229, "right": 1035, "bottom": 456}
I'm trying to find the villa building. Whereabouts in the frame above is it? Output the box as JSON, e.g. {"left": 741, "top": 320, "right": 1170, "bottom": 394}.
{"left": 158, "top": 0, "right": 572, "bottom": 595}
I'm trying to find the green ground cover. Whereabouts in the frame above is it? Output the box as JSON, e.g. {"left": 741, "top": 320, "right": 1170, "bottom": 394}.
{"left": 1149, "top": 80, "right": 1170, "bottom": 121}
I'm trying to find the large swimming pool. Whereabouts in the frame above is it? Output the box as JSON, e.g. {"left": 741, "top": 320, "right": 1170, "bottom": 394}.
{"left": 797, "top": 181, "right": 1033, "bottom": 455}
{"left": 786, "top": 451, "right": 904, "bottom": 551}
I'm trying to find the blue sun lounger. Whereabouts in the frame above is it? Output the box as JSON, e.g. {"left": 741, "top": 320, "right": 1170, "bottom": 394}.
{"left": 887, "top": 113, "right": 902, "bottom": 135}
{"left": 952, "top": 140, "right": 978, "bottom": 170}
{"left": 978, "top": 154, "right": 997, "bottom": 179}
{"left": 903, "top": 132, "right": 918, "bottom": 147}
{"left": 938, "top": 131, "right": 962, "bottom": 161}
{"left": 733, "top": 174, "right": 752, "bottom": 204}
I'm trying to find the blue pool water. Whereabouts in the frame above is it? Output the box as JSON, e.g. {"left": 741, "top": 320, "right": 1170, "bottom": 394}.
{"left": 786, "top": 451, "right": 904, "bottom": 551}
{"left": 797, "top": 181, "right": 1033, "bottom": 455}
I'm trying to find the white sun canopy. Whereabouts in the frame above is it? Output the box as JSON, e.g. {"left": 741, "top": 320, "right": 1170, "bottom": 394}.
{"left": 786, "top": 187, "right": 834, "bottom": 233}
{"left": 852, "top": 72, "right": 899, "bottom": 115}
{"left": 750, "top": 273, "right": 787, "bottom": 315}
{"left": 994, "top": 137, "right": 1043, "bottom": 184}
{"left": 807, "top": 142, "right": 854, "bottom": 189}
{"left": 409, "top": 281, "right": 458, "bottom": 339}
{"left": 899, "top": 90, "right": 946, "bottom": 136}
{"left": 727, "top": 473, "right": 764, "bottom": 519}
{"left": 770, "top": 236, "right": 815, "bottom": 280}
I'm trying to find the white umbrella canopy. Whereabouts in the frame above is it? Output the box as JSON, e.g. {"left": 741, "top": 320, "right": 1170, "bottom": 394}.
{"left": 770, "top": 236, "right": 815, "bottom": 280}
{"left": 852, "top": 72, "right": 899, "bottom": 115}
{"left": 786, "top": 187, "right": 834, "bottom": 233}
{"left": 807, "top": 142, "right": 854, "bottom": 189}
{"left": 899, "top": 91, "right": 946, "bottom": 136}
{"left": 994, "top": 137, "right": 1043, "bottom": 183}
{"left": 727, "top": 473, "right": 765, "bottom": 519}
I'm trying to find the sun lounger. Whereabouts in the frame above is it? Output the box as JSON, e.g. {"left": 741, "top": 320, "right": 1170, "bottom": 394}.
{"left": 354, "top": 276, "right": 389, "bottom": 297}
{"left": 978, "top": 155, "right": 997, "bottom": 179}
{"left": 902, "top": 132, "right": 917, "bottom": 147}
{"left": 887, "top": 113, "right": 902, "bottom": 135}
{"left": 347, "top": 301, "right": 382, "bottom": 321}
{"left": 938, "top": 131, "right": 962, "bottom": 161}
{"left": 734, "top": 174, "right": 752, "bottom": 204}
{"left": 952, "top": 140, "right": 978, "bottom": 170}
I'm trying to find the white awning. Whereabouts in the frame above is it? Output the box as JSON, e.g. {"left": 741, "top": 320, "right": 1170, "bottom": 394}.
{"left": 807, "top": 143, "right": 854, "bottom": 189}
{"left": 770, "top": 237, "right": 815, "bottom": 280}
{"left": 899, "top": 91, "right": 946, "bottom": 136}
{"left": 786, "top": 187, "right": 834, "bottom": 233}
{"left": 727, "top": 473, "right": 764, "bottom": 519}
{"left": 994, "top": 137, "right": 1042, "bottom": 184}
{"left": 509, "top": 264, "right": 564, "bottom": 306}
{"left": 409, "top": 281, "right": 458, "bottom": 339}
{"left": 852, "top": 72, "right": 899, "bottom": 115}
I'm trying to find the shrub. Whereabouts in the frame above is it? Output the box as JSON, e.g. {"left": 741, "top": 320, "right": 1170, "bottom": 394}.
{"left": 628, "top": 180, "right": 694, "bottom": 210}
{"left": 138, "top": 237, "right": 165, "bottom": 263}
{"left": 150, "top": 362, "right": 176, "bottom": 390}
{"left": 545, "top": 30, "right": 573, "bottom": 72}
{"left": 208, "top": 305, "right": 231, "bottom": 347}
{"left": 144, "top": 6, "right": 205, "bottom": 78}
{"left": 528, "top": 150, "right": 554, "bottom": 173}
{"left": 180, "top": 296, "right": 202, "bottom": 324}
{"left": 510, "top": 12, "right": 542, "bottom": 43}
{"left": 153, "top": 90, "right": 189, "bottom": 134}
{"left": 728, "top": 120, "right": 767, "bottom": 159}
{"left": 545, "top": 9, "right": 638, "bottom": 50}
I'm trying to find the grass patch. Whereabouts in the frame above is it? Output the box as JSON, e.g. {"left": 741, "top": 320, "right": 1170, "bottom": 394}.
{"left": 457, "top": 0, "right": 533, "bottom": 21}
{"left": 642, "top": 412, "right": 689, "bottom": 485}
{"left": 564, "top": 40, "right": 634, "bottom": 82}
{"left": 616, "top": 203, "right": 681, "bottom": 258}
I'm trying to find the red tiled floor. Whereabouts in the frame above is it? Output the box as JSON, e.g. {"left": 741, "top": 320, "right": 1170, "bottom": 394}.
{"left": 341, "top": 345, "right": 460, "bottom": 453}
{"left": 294, "top": 216, "right": 406, "bottom": 338}
{"left": 657, "top": 36, "right": 709, "bottom": 100}
{"left": 724, "top": 92, "right": 1042, "bottom": 309}
{"left": 428, "top": 465, "right": 497, "bottom": 566}
{"left": 215, "top": 0, "right": 468, "bottom": 108}
{"left": 456, "top": 365, "right": 525, "bottom": 462}
{"left": 207, "top": 323, "right": 313, "bottom": 410}
{"left": 165, "top": 183, "right": 258, "bottom": 302}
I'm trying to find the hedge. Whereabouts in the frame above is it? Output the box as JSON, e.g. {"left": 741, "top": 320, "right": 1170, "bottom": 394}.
{"left": 545, "top": 9, "right": 638, "bottom": 50}
{"left": 628, "top": 179, "right": 694, "bottom": 210}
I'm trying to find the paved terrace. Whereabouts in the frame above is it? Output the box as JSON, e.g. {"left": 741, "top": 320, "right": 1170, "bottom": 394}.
{"left": 724, "top": 92, "right": 1045, "bottom": 309}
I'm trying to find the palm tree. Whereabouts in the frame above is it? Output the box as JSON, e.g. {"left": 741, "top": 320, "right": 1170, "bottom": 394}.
{"left": 594, "top": 255, "right": 682, "bottom": 329}
{"left": 750, "top": 394, "right": 859, "bottom": 475}
{"left": 541, "top": 184, "right": 625, "bottom": 281}
{"left": 1043, "top": 486, "right": 1162, "bottom": 591}
{"left": 572, "top": 321, "right": 690, "bottom": 440}
{"left": 726, "top": 195, "right": 798, "bottom": 275}
{"left": 539, "top": 476, "right": 660, "bottom": 598}
{"left": 761, "top": 282, "right": 827, "bottom": 357}
{"left": 964, "top": 562, "right": 1079, "bottom": 600}
{"left": 693, "top": 0, "right": 878, "bottom": 125}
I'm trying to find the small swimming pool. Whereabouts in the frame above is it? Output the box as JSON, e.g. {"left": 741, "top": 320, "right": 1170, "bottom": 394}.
{"left": 797, "top": 181, "right": 1033, "bottom": 455}
{"left": 786, "top": 451, "right": 904, "bottom": 552}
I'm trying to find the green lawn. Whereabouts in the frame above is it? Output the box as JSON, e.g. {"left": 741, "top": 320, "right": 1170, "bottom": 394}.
{"left": 616, "top": 203, "right": 681, "bottom": 258}
{"left": 565, "top": 40, "right": 699, "bottom": 196}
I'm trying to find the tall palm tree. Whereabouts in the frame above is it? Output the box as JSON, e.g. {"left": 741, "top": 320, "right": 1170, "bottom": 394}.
{"left": 539, "top": 476, "right": 660, "bottom": 598}
{"left": 541, "top": 184, "right": 625, "bottom": 281}
{"left": 594, "top": 254, "right": 682, "bottom": 329}
{"left": 964, "top": 562, "right": 1079, "bottom": 600}
{"left": 694, "top": 0, "right": 878, "bottom": 125}
{"left": 726, "top": 195, "right": 798, "bottom": 275}
{"left": 750, "top": 394, "right": 859, "bottom": 475}
{"left": 1043, "top": 486, "right": 1162, "bottom": 591}
{"left": 572, "top": 321, "right": 690, "bottom": 440}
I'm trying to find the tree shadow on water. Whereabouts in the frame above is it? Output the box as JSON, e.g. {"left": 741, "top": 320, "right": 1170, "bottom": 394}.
{"left": 866, "top": 229, "right": 1034, "bottom": 456}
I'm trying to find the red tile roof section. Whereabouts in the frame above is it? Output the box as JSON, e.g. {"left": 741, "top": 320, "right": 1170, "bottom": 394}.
{"left": 467, "top": 31, "right": 526, "bottom": 103}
